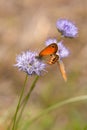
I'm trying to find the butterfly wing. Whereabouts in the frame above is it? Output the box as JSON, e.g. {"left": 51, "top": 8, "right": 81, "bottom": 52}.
{"left": 48, "top": 54, "right": 59, "bottom": 65}
{"left": 39, "top": 43, "right": 58, "bottom": 57}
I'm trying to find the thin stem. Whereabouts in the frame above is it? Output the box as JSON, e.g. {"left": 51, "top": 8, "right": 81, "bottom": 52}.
{"left": 15, "top": 75, "right": 39, "bottom": 129}
{"left": 12, "top": 74, "right": 28, "bottom": 130}
{"left": 23, "top": 95, "right": 87, "bottom": 129}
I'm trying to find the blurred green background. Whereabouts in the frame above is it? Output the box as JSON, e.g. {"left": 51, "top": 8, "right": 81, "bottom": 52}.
{"left": 0, "top": 0, "right": 87, "bottom": 129}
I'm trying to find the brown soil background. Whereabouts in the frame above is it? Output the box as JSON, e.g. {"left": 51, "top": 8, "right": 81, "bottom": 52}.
{"left": 0, "top": 0, "right": 87, "bottom": 129}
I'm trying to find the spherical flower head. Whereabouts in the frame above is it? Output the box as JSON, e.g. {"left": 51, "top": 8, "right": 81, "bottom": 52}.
{"left": 45, "top": 38, "right": 70, "bottom": 58}
{"left": 14, "top": 51, "right": 46, "bottom": 75}
{"left": 57, "top": 41, "right": 70, "bottom": 58}
{"left": 56, "top": 19, "right": 78, "bottom": 38}
{"left": 45, "top": 38, "right": 57, "bottom": 46}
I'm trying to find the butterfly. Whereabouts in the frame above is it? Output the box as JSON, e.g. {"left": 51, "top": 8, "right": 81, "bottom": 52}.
{"left": 38, "top": 43, "right": 67, "bottom": 82}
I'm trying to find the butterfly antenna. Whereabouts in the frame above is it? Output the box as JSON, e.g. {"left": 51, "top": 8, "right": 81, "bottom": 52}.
{"left": 57, "top": 60, "right": 67, "bottom": 82}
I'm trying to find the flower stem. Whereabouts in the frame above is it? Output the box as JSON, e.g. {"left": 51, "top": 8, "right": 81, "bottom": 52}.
{"left": 15, "top": 75, "right": 39, "bottom": 129}
{"left": 12, "top": 74, "right": 28, "bottom": 130}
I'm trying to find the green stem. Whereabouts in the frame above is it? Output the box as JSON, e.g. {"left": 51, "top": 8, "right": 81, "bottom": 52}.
{"left": 23, "top": 95, "right": 87, "bottom": 129}
{"left": 15, "top": 75, "right": 39, "bottom": 129}
{"left": 12, "top": 74, "right": 28, "bottom": 130}
{"left": 23, "top": 75, "right": 39, "bottom": 104}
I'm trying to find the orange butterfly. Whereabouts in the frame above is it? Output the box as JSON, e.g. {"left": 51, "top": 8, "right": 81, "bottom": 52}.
{"left": 38, "top": 43, "right": 67, "bottom": 82}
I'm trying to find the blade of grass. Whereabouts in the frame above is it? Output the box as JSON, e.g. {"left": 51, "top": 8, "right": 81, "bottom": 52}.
{"left": 22, "top": 95, "right": 87, "bottom": 130}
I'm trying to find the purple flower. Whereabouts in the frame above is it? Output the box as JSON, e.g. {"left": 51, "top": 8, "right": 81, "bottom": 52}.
{"left": 56, "top": 19, "right": 78, "bottom": 38}
{"left": 45, "top": 38, "right": 57, "bottom": 46}
{"left": 14, "top": 51, "right": 46, "bottom": 75}
{"left": 45, "top": 38, "right": 69, "bottom": 58}
{"left": 56, "top": 41, "right": 70, "bottom": 58}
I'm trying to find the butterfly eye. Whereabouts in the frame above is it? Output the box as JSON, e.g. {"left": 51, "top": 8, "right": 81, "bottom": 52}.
{"left": 51, "top": 45, "right": 56, "bottom": 48}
